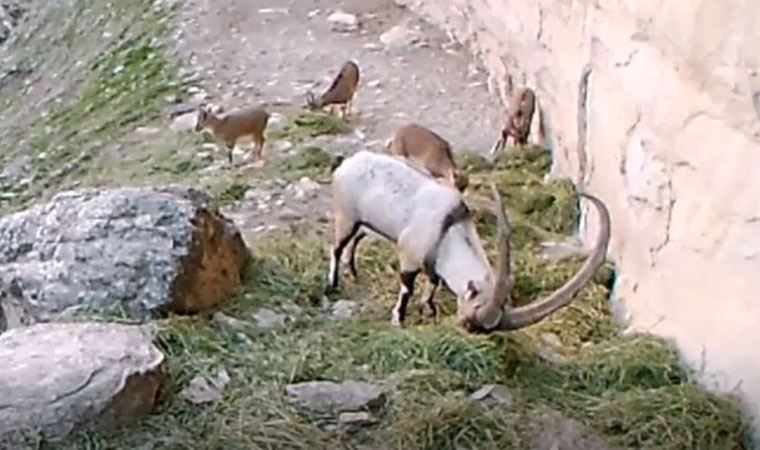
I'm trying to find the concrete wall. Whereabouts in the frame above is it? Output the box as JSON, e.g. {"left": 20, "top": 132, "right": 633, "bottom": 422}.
{"left": 395, "top": 0, "right": 760, "bottom": 434}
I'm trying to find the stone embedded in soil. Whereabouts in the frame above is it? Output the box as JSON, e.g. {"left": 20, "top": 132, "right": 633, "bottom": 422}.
{"left": 0, "top": 186, "right": 248, "bottom": 332}
{"left": 332, "top": 300, "right": 358, "bottom": 320}
{"left": 212, "top": 312, "right": 252, "bottom": 333}
{"left": 471, "top": 383, "right": 514, "bottom": 408}
{"left": 327, "top": 11, "right": 359, "bottom": 32}
{"left": 338, "top": 411, "right": 376, "bottom": 428}
{"left": 251, "top": 308, "right": 287, "bottom": 330}
{"left": 0, "top": 322, "right": 164, "bottom": 445}
{"left": 291, "top": 176, "right": 321, "bottom": 200}
{"left": 526, "top": 410, "right": 621, "bottom": 450}
{"left": 284, "top": 380, "right": 386, "bottom": 414}
{"left": 181, "top": 368, "right": 231, "bottom": 405}
{"left": 277, "top": 208, "right": 301, "bottom": 222}
{"left": 171, "top": 111, "right": 198, "bottom": 132}
{"left": 379, "top": 24, "right": 423, "bottom": 49}
{"left": 538, "top": 332, "right": 568, "bottom": 364}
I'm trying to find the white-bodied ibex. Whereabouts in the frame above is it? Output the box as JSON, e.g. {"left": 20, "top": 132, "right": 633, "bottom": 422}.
{"left": 326, "top": 150, "right": 610, "bottom": 332}
{"left": 306, "top": 60, "right": 360, "bottom": 119}
{"left": 338, "top": 124, "right": 470, "bottom": 281}
{"left": 195, "top": 105, "right": 270, "bottom": 165}
{"left": 490, "top": 87, "right": 536, "bottom": 155}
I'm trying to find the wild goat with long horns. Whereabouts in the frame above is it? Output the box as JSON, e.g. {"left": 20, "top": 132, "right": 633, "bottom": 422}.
{"left": 325, "top": 150, "right": 610, "bottom": 332}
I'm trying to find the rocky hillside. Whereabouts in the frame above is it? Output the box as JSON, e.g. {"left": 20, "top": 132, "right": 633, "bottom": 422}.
{"left": 0, "top": 0, "right": 753, "bottom": 448}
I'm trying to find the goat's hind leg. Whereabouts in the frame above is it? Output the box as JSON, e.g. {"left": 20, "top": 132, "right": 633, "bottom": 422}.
{"left": 344, "top": 229, "right": 367, "bottom": 280}
{"left": 325, "top": 214, "right": 359, "bottom": 294}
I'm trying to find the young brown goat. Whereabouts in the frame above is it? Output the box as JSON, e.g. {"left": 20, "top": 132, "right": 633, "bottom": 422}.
{"left": 306, "top": 61, "right": 360, "bottom": 119}
{"left": 490, "top": 87, "right": 536, "bottom": 155}
{"left": 195, "top": 106, "right": 270, "bottom": 165}
{"left": 385, "top": 123, "right": 468, "bottom": 192}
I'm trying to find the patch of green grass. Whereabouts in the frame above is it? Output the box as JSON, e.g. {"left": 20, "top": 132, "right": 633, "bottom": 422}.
{"left": 214, "top": 181, "right": 250, "bottom": 203}
{"left": 269, "top": 112, "right": 349, "bottom": 143}
{"left": 46, "top": 84, "right": 748, "bottom": 450}
{"left": 0, "top": 0, "right": 188, "bottom": 214}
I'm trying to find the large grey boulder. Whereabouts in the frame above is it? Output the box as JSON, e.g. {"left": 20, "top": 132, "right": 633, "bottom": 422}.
{"left": 0, "top": 2, "right": 24, "bottom": 46}
{"left": 0, "top": 322, "right": 165, "bottom": 446}
{"left": 0, "top": 185, "right": 248, "bottom": 331}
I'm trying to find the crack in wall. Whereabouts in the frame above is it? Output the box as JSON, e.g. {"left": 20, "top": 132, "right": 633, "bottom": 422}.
{"left": 619, "top": 109, "right": 642, "bottom": 177}
{"left": 576, "top": 63, "right": 593, "bottom": 188}
{"left": 648, "top": 176, "right": 675, "bottom": 266}
{"left": 614, "top": 49, "right": 639, "bottom": 68}
{"left": 536, "top": 5, "right": 544, "bottom": 43}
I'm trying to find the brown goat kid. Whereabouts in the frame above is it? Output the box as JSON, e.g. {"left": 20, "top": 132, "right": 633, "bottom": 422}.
{"left": 386, "top": 123, "right": 468, "bottom": 192}
{"left": 195, "top": 106, "right": 270, "bottom": 165}
{"left": 490, "top": 87, "right": 536, "bottom": 155}
{"left": 306, "top": 61, "right": 360, "bottom": 119}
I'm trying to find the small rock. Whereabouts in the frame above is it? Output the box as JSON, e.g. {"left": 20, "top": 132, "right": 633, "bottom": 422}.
{"left": 274, "top": 140, "right": 294, "bottom": 152}
{"left": 307, "top": 8, "right": 321, "bottom": 18}
{"left": 212, "top": 312, "right": 251, "bottom": 333}
{"left": 538, "top": 333, "right": 568, "bottom": 364}
{"left": 367, "top": 79, "right": 381, "bottom": 88}
{"left": 285, "top": 380, "right": 386, "bottom": 413}
{"left": 471, "top": 384, "right": 514, "bottom": 407}
{"left": 281, "top": 302, "right": 303, "bottom": 316}
{"left": 332, "top": 300, "right": 358, "bottom": 320}
{"left": 258, "top": 7, "right": 289, "bottom": 15}
{"left": 338, "top": 411, "right": 376, "bottom": 428}
{"left": 192, "top": 91, "right": 209, "bottom": 103}
{"left": 134, "top": 126, "right": 161, "bottom": 136}
{"left": 327, "top": 11, "right": 359, "bottom": 32}
{"left": 181, "top": 368, "right": 230, "bottom": 405}
{"left": 252, "top": 308, "right": 287, "bottom": 330}
{"left": 363, "top": 42, "right": 382, "bottom": 51}
{"left": 379, "top": 24, "right": 422, "bottom": 49}
{"left": 278, "top": 209, "right": 301, "bottom": 222}
{"left": 541, "top": 332, "right": 563, "bottom": 348}
{"left": 527, "top": 410, "right": 620, "bottom": 450}
{"left": 292, "top": 177, "right": 321, "bottom": 200}
{"left": 171, "top": 112, "right": 198, "bottom": 132}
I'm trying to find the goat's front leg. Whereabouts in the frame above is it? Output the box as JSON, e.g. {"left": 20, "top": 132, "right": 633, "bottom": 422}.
{"left": 418, "top": 274, "right": 440, "bottom": 324}
{"left": 392, "top": 269, "right": 419, "bottom": 327}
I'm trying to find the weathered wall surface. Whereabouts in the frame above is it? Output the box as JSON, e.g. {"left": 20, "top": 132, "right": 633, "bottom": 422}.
{"left": 395, "top": 0, "right": 760, "bottom": 434}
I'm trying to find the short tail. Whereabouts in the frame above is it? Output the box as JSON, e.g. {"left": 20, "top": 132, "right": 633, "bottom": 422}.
{"left": 330, "top": 153, "right": 346, "bottom": 173}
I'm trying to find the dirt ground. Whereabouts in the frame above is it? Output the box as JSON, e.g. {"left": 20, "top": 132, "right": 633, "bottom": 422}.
{"left": 170, "top": 0, "right": 505, "bottom": 241}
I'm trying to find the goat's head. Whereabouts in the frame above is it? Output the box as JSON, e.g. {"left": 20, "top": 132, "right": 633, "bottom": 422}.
{"left": 195, "top": 106, "right": 210, "bottom": 132}
{"left": 304, "top": 91, "right": 320, "bottom": 110}
{"left": 455, "top": 185, "right": 513, "bottom": 331}
{"left": 456, "top": 184, "right": 611, "bottom": 333}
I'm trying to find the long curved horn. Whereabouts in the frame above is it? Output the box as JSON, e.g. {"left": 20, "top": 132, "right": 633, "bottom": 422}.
{"left": 491, "top": 184, "right": 512, "bottom": 304}
{"left": 490, "top": 192, "right": 611, "bottom": 331}
{"left": 474, "top": 184, "right": 512, "bottom": 329}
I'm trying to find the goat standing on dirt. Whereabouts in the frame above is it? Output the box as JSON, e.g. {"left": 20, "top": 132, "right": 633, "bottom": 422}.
{"left": 490, "top": 87, "right": 536, "bottom": 155}
{"left": 326, "top": 150, "right": 610, "bottom": 332}
{"left": 306, "top": 61, "right": 360, "bottom": 120}
{"left": 195, "top": 106, "right": 270, "bottom": 165}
